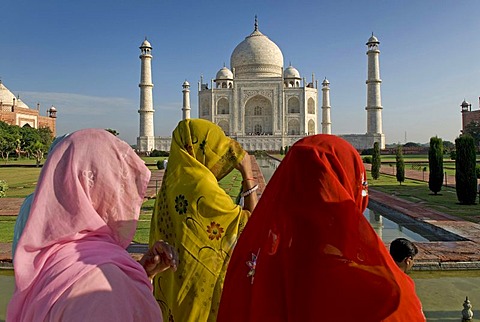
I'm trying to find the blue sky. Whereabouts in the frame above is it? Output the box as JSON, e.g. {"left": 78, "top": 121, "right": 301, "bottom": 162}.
{"left": 1, "top": 0, "right": 479, "bottom": 145}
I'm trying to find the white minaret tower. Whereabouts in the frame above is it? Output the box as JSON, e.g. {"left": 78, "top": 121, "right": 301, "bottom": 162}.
{"left": 182, "top": 80, "right": 191, "bottom": 120}
{"left": 321, "top": 78, "right": 331, "bottom": 134}
{"left": 365, "top": 33, "right": 385, "bottom": 148}
{"left": 137, "top": 38, "right": 155, "bottom": 152}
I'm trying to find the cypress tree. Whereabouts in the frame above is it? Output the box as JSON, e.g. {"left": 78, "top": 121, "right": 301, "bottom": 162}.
{"left": 428, "top": 136, "right": 444, "bottom": 195}
{"left": 371, "top": 142, "right": 381, "bottom": 180}
{"left": 396, "top": 145, "right": 405, "bottom": 185}
{"left": 455, "top": 135, "right": 477, "bottom": 204}
{"left": 280, "top": 146, "right": 284, "bottom": 155}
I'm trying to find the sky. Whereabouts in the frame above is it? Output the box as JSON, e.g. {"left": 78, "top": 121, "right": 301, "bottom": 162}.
{"left": 1, "top": 0, "right": 479, "bottom": 146}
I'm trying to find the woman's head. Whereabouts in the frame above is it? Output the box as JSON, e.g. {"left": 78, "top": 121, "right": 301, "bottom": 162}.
{"left": 172, "top": 119, "right": 245, "bottom": 180}
{"left": 278, "top": 134, "right": 368, "bottom": 212}
{"left": 27, "top": 129, "right": 151, "bottom": 248}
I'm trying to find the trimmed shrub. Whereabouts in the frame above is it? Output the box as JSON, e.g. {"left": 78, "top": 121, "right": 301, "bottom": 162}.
{"left": 156, "top": 160, "right": 164, "bottom": 170}
{"left": 362, "top": 156, "right": 372, "bottom": 164}
{"left": 455, "top": 135, "right": 477, "bottom": 204}
{"left": 428, "top": 136, "right": 444, "bottom": 195}
{"left": 371, "top": 142, "right": 381, "bottom": 180}
{"left": 395, "top": 146, "right": 405, "bottom": 185}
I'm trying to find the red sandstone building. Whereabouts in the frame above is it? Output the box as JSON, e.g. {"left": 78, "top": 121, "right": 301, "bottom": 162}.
{"left": 0, "top": 81, "right": 57, "bottom": 136}
{"left": 460, "top": 99, "right": 480, "bottom": 134}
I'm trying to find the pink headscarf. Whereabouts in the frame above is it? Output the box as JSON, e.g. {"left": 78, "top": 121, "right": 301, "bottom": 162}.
{"left": 7, "top": 129, "right": 156, "bottom": 321}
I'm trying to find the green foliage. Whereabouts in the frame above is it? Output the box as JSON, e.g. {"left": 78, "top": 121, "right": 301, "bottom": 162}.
{"left": 463, "top": 121, "right": 480, "bottom": 147}
{"left": 450, "top": 150, "right": 456, "bottom": 160}
{"left": 362, "top": 156, "right": 372, "bottom": 164}
{"left": 156, "top": 160, "right": 164, "bottom": 170}
{"left": 0, "top": 180, "right": 8, "bottom": 198}
{"left": 455, "top": 135, "right": 477, "bottom": 205}
{"left": 404, "top": 142, "right": 420, "bottom": 147}
{"left": 371, "top": 142, "right": 381, "bottom": 180}
{"left": 105, "top": 128, "right": 119, "bottom": 136}
{"left": 428, "top": 137, "right": 444, "bottom": 195}
{"left": 476, "top": 164, "right": 480, "bottom": 179}
{"left": 279, "top": 146, "right": 284, "bottom": 155}
{"left": 443, "top": 140, "right": 455, "bottom": 152}
{"left": 0, "top": 122, "right": 53, "bottom": 164}
{"left": 395, "top": 145, "right": 405, "bottom": 185}
{"left": 284, "top": 146, "right": 289, "bottom": 154}
{"left": 150, "top": 149, "right": 169, "bottom": 157}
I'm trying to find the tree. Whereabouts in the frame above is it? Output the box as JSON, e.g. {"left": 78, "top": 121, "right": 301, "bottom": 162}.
{"left": 279, "top": 146, "right": 284, "bottom": 155}
{"left": 105, "top": 128, "right": 119, "bottom": 136}
{"left": 371, "top": 142, "right": 381, "bottom": 180}
{"left": 428, "top": 136, "right": 444, "bottom": 195}
{"left": 395, "top": 146, "right": 405, "bottom": 185}
{"left": 443, "top": 140, "right": 455, "bottom": 152}
{"left": 463, "top": 121, "right": 480, "bottom": 147}
{"left": 455, "top": 134, "right": 477, "bottom": 205}
{"left": 404, "top": 142, "right": 420, "bottom": 147}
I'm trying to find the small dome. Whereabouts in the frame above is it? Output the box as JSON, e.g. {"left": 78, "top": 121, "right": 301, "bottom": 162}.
{"left": 140, "top": 39, "right": 152, "bottom": 48}
{"left": 215, "top": 66, "right": 233, "bottom": 80}
{"left": 284, "top": 65, "right": 300, "bottom": 79}
{"left": 461, "top": 99, "right": 470, "bottom": 107}
{"left": 366, "top": 34, "right": 380, "bottom": 45}
{"left": 183, "top": 80, "right": 190, "bottom": 87}
{"left": 322, "top": 78, "right": 330, "bottom": 86}
{"left": 49, "top": 106, "right": 57, "bottom": 112}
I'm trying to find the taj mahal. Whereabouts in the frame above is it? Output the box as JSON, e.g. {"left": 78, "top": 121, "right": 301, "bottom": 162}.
{"left": 137, "top": 18, "right": 385, "bottom": 152}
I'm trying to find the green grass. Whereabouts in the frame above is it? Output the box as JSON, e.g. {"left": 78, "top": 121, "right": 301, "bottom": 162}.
{"left": 0, "top": 168, "right": 41, "bottom": 197}
{"left": 367, "top": 171, "right": 480, "bottom": 222}
{"left": 0, "top": 216, "right": 16, "bottom": 243}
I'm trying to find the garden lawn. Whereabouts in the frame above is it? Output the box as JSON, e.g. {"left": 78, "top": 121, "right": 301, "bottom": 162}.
{"left": 0, "top": 168, "right": 41, "bottom": 198}
{"left": 367, "top": 171, "right": 480, "bottom": 222}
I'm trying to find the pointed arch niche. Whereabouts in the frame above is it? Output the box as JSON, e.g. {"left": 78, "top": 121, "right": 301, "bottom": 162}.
{"left": 244, "top": 95, "right": 273, "bottom": 135}
{"left": 217, "top": 98, "right": 229, "bottom": 114}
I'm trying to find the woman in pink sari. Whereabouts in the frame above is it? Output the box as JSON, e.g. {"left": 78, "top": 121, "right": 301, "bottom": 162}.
{"left": 7, "top": 129, "right": 176, "bottom": 322}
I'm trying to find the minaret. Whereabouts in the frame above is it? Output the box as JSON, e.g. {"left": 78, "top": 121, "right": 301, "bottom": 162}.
{"left": 365, "top": 33, "right": 384, "bottom": 148}
{"left": 182, "top": 80, "right": 191, "bottom": 120}
{"left": 138, "top": 38, "right": 155, "bottom": 152}
{"left": 321, "top": 78, "right": 331, "bottom": 134}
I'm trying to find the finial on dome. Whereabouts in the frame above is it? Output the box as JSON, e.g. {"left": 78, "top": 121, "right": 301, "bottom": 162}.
{"left": 254, "top": 15, "right": 258, "bottom": 31}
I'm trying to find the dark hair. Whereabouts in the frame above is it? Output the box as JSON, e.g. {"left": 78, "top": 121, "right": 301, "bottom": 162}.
{"left": 389, "top": 238, "right": 418, "bottom": 262}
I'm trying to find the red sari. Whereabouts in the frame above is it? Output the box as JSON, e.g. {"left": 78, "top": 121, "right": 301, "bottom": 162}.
{"left": 218, "top": 135, "right": 425, "bottom": 322}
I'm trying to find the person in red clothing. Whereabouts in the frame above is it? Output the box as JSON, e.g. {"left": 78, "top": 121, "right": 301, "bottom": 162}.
{"left": 218, "top": 134, "right": 425, "bottom": 322}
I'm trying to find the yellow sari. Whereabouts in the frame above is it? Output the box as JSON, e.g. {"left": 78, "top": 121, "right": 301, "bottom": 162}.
{"left": 149, "top": 119, "right": 250, "bottom": 322}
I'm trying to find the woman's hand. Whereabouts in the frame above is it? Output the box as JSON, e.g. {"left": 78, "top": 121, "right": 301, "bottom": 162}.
{"left": 235, "top": 152, "right": 253, "bottom": 178}
{"left": 139, "top": 240, "right": 178, "bottom": 279}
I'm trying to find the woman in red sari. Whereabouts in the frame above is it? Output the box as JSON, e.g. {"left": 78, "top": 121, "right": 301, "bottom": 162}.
{"left": 218, "top": 134, "right": 425, "bottom": 321}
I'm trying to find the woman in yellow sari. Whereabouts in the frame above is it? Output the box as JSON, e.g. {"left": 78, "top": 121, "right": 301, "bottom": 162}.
{"left": 149, "top": 119, "right": 258, "bottom": 322}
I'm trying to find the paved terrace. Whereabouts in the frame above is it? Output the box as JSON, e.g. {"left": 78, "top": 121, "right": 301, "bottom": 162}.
{"left": 2, "top": 158, "right": 480, "bottom": 271}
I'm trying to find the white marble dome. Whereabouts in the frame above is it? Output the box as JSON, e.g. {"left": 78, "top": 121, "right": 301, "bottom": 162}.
{"left": 215, "top": 66, "right": 233, "bottom": 80}
{"left": 230, "top": 26, "right": 284, "bottom": 79}
{"left": 284, "top": 65, "right": 300, "bottom": 79}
